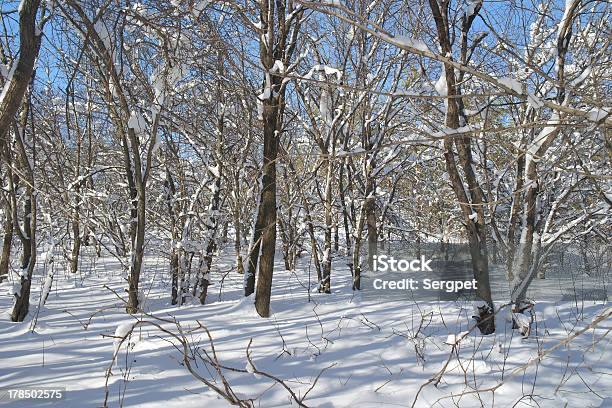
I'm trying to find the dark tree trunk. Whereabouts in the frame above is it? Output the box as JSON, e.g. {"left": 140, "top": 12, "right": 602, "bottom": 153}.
{"left": 0, "top": 211, "right": 13, "bottom": 282}
{"left": 428, "top": 0, "right": 495, "bottom": 334}
{"left": 254, "top": 102, "right": 279, "bottom": 317}
{"left": 248, "top": 0, "right": 303, "bottom": 315}
{"left": 199, "top": 173, "right": 221, "bottom": 304}
{"left": 11, "top": 193, "right": 36, "bottom": 322}
{"left": 244, "top": 196, "right": 263, "bottom": 297}
{"left": 366, "top": 181, "right": 377, "bottom": 271}
{"left": 338, "top": 159, "right": 354, "bottom": 278}
{"left": 0, "top": 0, "right": 42, "bottom": 302}
{"left": 126, "top": 188, "right": 145, "bottom": 314}
{"left": 70, "top": 219, "right": 81, "bottom": 274}
{"left": 198, "top": 240, "right": 215, "bottom": 305}
{"left": 321, "top": 156, "right": 333, "bottom": 294}
{"left": 0, "top": 0, "right": 42, "bottom": 138}
{"left": 234, "top": 211, "right": 244, "bottom": 275}
{"left": 170, "top": 250, "right": 179, "bottom": 305}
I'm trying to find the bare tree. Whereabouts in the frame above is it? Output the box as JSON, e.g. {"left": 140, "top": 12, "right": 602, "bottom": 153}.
{"left": 245, "top": 0, "right": 305, "bottom": 317}
{"left": 0, "top": 0, "right": 47, "bottom": 322}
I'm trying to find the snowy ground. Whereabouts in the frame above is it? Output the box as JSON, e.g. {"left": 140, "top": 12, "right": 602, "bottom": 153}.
{"left": 0, "top": 249, "right": 610, "bottom": 407}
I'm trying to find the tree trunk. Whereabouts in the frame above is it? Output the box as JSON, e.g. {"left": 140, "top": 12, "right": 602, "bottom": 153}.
{"left": 0, "top": 0, "right": 42, "bottom": 138}
{"left": 170, "top": 250, "right": 179, "bottom": 305}
{"left": 198, "top": 240, "right": 215, "bottom": 305}
{"left": 233, "top": 195, "right": 244, "bottom": 275}
{"left": 164, "top": 169, "right": 180, "bottom": 305}
{"left": 338, "top": 159, "right": 353, "bottom": 277}
{"left": 428, "top": 0, "right": 494, "bottom": 334}
{"left": 248, "top": 0, "right": 303, "bottom": 314}
{"left": 126, "top": 186, "right": 145, "bottom": 314}
{"left": 68, "top": 111, "right": 83, "bottom": 274}
{"left": 0, "top": 210, "right": 13, "bottom": 282}
{"left": 254, "top": 100, "right": 279, "bottom": 317}
{"left": 366, "top": 180, "right": 377, "bottom": 271}
{"left": 244, "top": 193, "right": 263, "bottom": 297}
{"left": 11, "top": 192, "right": 36, "bottom": 322}
{"left": 0, "top": 0, "right": 42, "bottom": 297}
{"left": 352, "top": 174, "right": 375, "bottom": 291}
{"left": 70, "top": 219, "right": 81, "bottom": 274}
{"left": 321, "top": 156, "right": 333, "bottom": 293}
{"left": 199, "top": 172, "right": 221, "bottom": 304}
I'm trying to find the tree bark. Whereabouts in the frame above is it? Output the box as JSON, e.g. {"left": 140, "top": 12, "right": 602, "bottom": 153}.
{"left": 248, "top": 0, "right": 303, "bottom": 316}
{"left": 428, "top": 0, "right": 495, "bottom": 334}
{"left": 232, "top": 193, "right": 244, "bottom": 277}
{"left": 1, "top": 0, "right": 43, "bottom": 322}
{"left": 0, "top": 0, "right": 42, "bottom": 139}
{"left": 366, "top": 179, "right": 377, "bottom": 271}
{"left": 254, "top": 98, "right": 279, "bottom": 317}
{"left": 321, "top": 155, "right": 333, "bottom": 293}
{"left": 0, "top": 208, "right": 13, "bottom": 282}
{"left": 244, "top": 202, "right": 262, "bottom": 296}
{"left": 11, "top": 191, "right": 36, "bottom": 322}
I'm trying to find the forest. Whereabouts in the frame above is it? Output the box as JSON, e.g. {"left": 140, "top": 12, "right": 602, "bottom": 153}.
{"left": 0, "top": 0, "right": 610, "bottom": 407}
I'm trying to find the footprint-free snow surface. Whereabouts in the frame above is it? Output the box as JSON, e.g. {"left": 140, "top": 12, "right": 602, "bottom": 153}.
{"left": 1, "top": 251, "right": 610, "bottom": 407}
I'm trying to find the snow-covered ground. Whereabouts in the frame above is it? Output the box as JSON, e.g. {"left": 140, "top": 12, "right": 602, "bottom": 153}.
{"left": 0, "top": 249, "right": 610, "bottom": 407}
